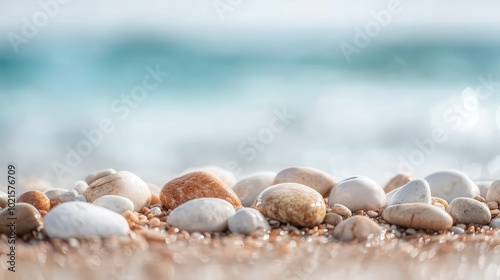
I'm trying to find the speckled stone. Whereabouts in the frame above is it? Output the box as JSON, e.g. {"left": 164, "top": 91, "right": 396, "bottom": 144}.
{"left": 232, "top": 172, "right": 276, "bottom": 207}
{"left": 329, "top": 176, "right": 385, "bottom": 212}
{"left": 84, "top": 171, "right": 151, "bottom": 211}
{"left": 384, "top": 174, "right": 412, "bottom": 193}
{"left": 167, "top": 198, "right": 235, "bottom": 232}
{"left": 160, "top": 171, "right": 242, "bottom": 210}
{"left": 85, "top": 168, "right": 117, "bottom": 185}
{"left": 44, "top": 188, "right": 68, "bottom": 208}
{"left": 253, "top": 183, "right": 326, "bottom": 227}
{"left": 323, "top": 213, "right": 343, "bottom": 226}
{"left": 93, "top": 195, "right": 134, "bottom": 214}
{"left": 331, "top": 204, "right": 352, "bottom": 219}
{"left": 0, "top": 203, "right": 43, "bottom": 235}
{"left": 273, "top": 167, "right": 335, "bottom": 197}
{"left": 382, "top": 203, "right": 453, "bottom": 231}
{"left": 447, "top": 197, "right": 491, "bottom": 225}
{"left": 228, "top": 208, "right": 271, "bottom": 235}
{"left": 424, "top": 170, "right": 479, "bottom": 202}
{"left": 17, "top": 190, "right": 51, "bottom": 211}
{"left": 333, "top": 216, "right": 382, "bottom": 241}
{"left": 385, "top": 179, "right": 431, "bottom": 207}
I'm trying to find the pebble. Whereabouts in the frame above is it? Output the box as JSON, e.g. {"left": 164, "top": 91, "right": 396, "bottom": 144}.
{"left": 228, "top": 208, "right": 271, "bottom": 235}
{"left": 488, "top": 201, "right": 499, "bottom": 210}
{"left": 405, "top": 228, "right": 417, "bottom": 235}
{"left": 367, "top": 210, "right": 378, "bottom": 218}
{"left": 148, "top": 206, "right": 162, "bottom": 217}
{"left": 273, "top": 167, "right": 335, "bottom": 197}
{"left": 424, "top": 170, "right": 480, "bottom": 202}
{"left": 84, "top": 171, "right": 151, "bottom": 211}
{"left": 147, "top": 183, "right": 162, "bottom": 205}
{"left": 232, "top": 172, "right": 276, "bottom": 207}
{"left": 486, "top": 180, "right": 500, "bottom": 203}
{"left": 446, "top": 197, "right": 491, "bottom": 225}
{"left": 382, "top": 203, "right": 453, "bottom": 231}
{"left": 323, "top": 213, "right": 343, "bottom": 226}
{"left": 0, "top": 191, "right": 8, "bottom": 208}
{"left": 45, "top": 201, "right": 129, "bottom": 239}
{"left": 160, "top": 171, "right": 241, "bottom": 210}
{"left": 333, "top": 216, "right": 382, "bottom": 242}
{"left": 456, "top": 223, "right": 466, "bottom": 229}
{"left": 167, "top": 198, "right": 235, "bottom": 232}
{"left": 384, "top": 174, "right": 412, "bottom": 193}
{"left": 93, "top": 195, "right": 135, "bottom": 214}
{"left": 450, "top": 226, "right": 465, "bottom": 235}
{"left": 74, "top": 180, "right": 89, "bottom": 194}
{"left": 17, "top": 190, "right": 51, "bottom": 212}
{"left": 331, "top": 204, "right": 352, "bottom": 219}
{"left": 476, "top": 180, "right": 493, "bottom": 198}
{"left": 431, "top": 197, "right": 448, "bottom": 209}
{"left": 0, "top": 203, "right": 43, "bottom": 235}
{"left": 385, "top": 179, "right": 431, "bottom": 207}
{"left": 254, "top": 183, "right": 326, "bottom": 227}
{"left": 85, "top": 168, "right": 117, "bottom": 185}
{"left": 490, "top": 218, "right": 500, "bottom": 228}
{"left": 329, "top": 176, "right": 385, "bottom": 212}
{"left": 75, "top": 195, "right": 87, "bottom": 202}
{"left": 183, "top": 166, "right": 237, "bottom": 188}
{"left": 44, "top": 188, "right": 68, "bottom": 208}
{"left": 60, "top": 190, "right": 78, "bottom": 203}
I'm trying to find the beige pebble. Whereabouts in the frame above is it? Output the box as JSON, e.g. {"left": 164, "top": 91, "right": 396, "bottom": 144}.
{"left": 447, "top": 197, "right": 491, "bottom": 225}
{"left": 475, "top": 195, "right": 486, "bottom": 203}
{"left": 331, "top": 204, "right": 352, "bottom": 219}
{"left": 0, "top": 203, "right": 43, "bottom": 235}
{"left": 323, "top": 213, "right": 343, "bottom": 226}
{"left": 232, "top": 172, "right": 276, "bottom": 207}
{"left": 85, "top": 168, "right": 117, "bottom": 185}
{"left": 384, "top": 174, "right": 412, "bottom": 193}
{"left": 382, "top": 203, "right": 453, "bottom": 231}
{"left": 488, "top": 201, "right": 499, "bottom": 210}
{"left": 431, "top": 197, "right": 448, "bottom": 208}
{"left": 367, "top": 210, "right": 378, "bottom": 218}
{"left": 333, "top": 216, "right": 382, "bottom": 241}
{"left": 17, "top": 190, "right": 50, "bottom": 212}
{"left": 405, "top": 228, "right": 417, "bottom": 235}
{"left": 274, "top": 167, "right": 335, "bottom": 197}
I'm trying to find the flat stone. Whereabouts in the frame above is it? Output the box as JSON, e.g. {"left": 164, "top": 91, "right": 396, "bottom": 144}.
{"left": 167, "top": 198, "right": 235, "bottom": 232}
{"left": 385, "top": 179, "right": 431, "bottom": 207}
{"left": 447, "top": 197, "right": 491, "bottom": 225}
{"left": 333, "top": 216, "right": 382, "bottom": 241}
{"left": 85, "top": 168, "right": 117, "bottom": 185}
{"left": 228, "top": 208, "right": 271, "bottom": 235}
{"left": 424, "top": 170, "right": 479, "bottom": 202}
{"left": 323, "top": 213, "right": 343, "bottom": 226}
{"left": 382, "top": 203, "right": 453, "bottom": 231}
{"left": 160, "top": 171, "right": 241, "bottom": 210}
{"left": 0, "top": 203, "right": 43, "bottom": 235}
{"left": 273, "top": 167, "right": 335, "bottom": 197}
{"left": 93, "top": 195, "right": 135, "bottom": 214}
{"left": 17, "top": 190, "right": 50, "bottom": 212}
{"left": 331, "top": 204, "right": 352, "bottom": 219}
{"left": 84, "top": 171, "right": 151, "bottom": 211}
{"left": 253, "top": 183, "right": 326, "bottom": 228}
{"left": 45, "top": 202, "right": 129, "bottom": 239}
{"left": 232, "top": 172, "right": 276, "bottom": 207}
{"left": 329, "top": 176, "right": 385, "bottom": 212}
{"left": 384, "top": 174, "right": 412, "bottom": 193}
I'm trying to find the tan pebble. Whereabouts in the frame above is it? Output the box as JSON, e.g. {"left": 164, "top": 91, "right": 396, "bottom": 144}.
{"left": 160, "top": 171, "right": 241, "bottom": 210}
{"left": 232, "top": 172, "right": 276, "bottom": 207}
{"left": 17, "top": 190, "right": 50, "bottom": 212}
{"left": 475, "top": 195, "right": 486, "bottom": 203}
{"left": 384, "top": 174, "right": 412, "bottom": 193}
{"left": 447, "top": 197, "right": 491, "bottom": 225}
{"left": 150, "top": 218, "right": 161, "bottom": 228}
{"left": 488, "top": 201, "right": 499, "bottom": 210}
{"left": 382, "top": 203, "right": 453, "bottom": 231}
{"left": 333, "top": 216, "right": 382, "bottom": 241}
{"left": 491, "top": 209, "right": 500, "bottom": 216}
{"left": 253, "top": 183, "right": 326, "bottom": 228}
{"left": 0, "top": 203, "right": 43, "bottom": 235}
{"left": 331, "top": 204, "right": 352, "bottom": 219}
{"left": 367, "top": 210, "right": 378, "bottom": 218}
{"left": 431, "top": 197, "right": 449, "bottom": 209}
{"left": 322, "top": 213, "right": 342, "bottom": 226}
{"left": 44, "top": 189, "right": 67, "bottom": 208}
{"left": 274, "top": 167, "right": 335, "bottom": 197}
{"left": 85, "top": 168, "right": 116, "bottom": 185}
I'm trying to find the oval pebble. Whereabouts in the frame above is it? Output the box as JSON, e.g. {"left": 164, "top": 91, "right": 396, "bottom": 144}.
{"left": 333, "top": 216, "right": 382, "bottom": 242}
{"left": 232, "top": 172, "right": 276, "bottom": 207}
{"left": 0, "top": 203, "right": 43, "bottom": 236}
{"left": 44, "top": 188, "right": 68, "bottom": 208}
{"left": 331, "top": 204, "right": 352, "bottom": 219}
{"left": 431, "top": 197, "right": 449, "bottom": 209}
{"left": 329, "top": 176, "right": 385, "bottom": 212}
{"left": 228, "top": 208, "right": 271, "bottom": 235}
{"left": 274, "top": 167, "right": 335, "bottom": 197}
{"left": 85, "top": 168, "right": 117, "bottom": 185}
{"left": 382, "top": 203, "right": 453, "bottom": 231}
{"left": 385, "top": 179, "right": 431, "bottom": 207}
{"left": 74, "top": 180, "right": 89, "bottom": 194}
{"left": 323, "top": 213, "right": 343, "bottom": 226}
{"left": 17, "top": 190, "right": 50, "bottom": 212}
{"left": 447, "top": 197, "right": 491, "bottom": 225}
{"left": 253, "top": 183, "right": 326, "bottom": 228}
{"left": 424, "top": 170, "right": 479, "bottom": 202}
{"left": 84, "top": 171, "right": 151, "bottom": 211}
{"left": 167, "top": 198, "right": 235, "bottom": 232}
{"left": 384, "top": 174, "right": 412, "bottom": 193}
{"left": 93, "top": 195, "right": 135, "bottom": 214}
{"left": 45, "top": 201, "right": 129, "bottom": 239}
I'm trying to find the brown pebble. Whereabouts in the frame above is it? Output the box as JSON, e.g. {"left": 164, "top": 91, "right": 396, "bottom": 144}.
{"left": 0, "top": 203, "right": 43, "bottom": 236}
{"left": 384, "top": 174, "right": 412, "bottom": 193}
{"left": 18, "top": 191, "right": 51, "bottom": 212}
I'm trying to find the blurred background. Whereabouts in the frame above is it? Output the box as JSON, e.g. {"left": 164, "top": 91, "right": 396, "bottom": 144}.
{"left": 1, "top": 0, "right": 500, "bottom": 188}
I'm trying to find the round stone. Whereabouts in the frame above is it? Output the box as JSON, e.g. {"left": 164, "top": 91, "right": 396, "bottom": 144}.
{"left": 232, "top": 172, "right": 276, "bottom": 207}
{"left": 323, "top": 213, "right": 343, "bottom": 226}
{"left": 160, "top": 171, "right": 241, "bottom": 210}
{"left": 447, "top": 197, "right": 491, "bottom": 225}
{"left": 85, "top": 168, "right": 117, "bottom": 185}
{"left": 424, "top": 170, "right": 479, "bottom": 202}
{"left": 0, "top": 203, "right": 43, "bottom": 236}
{"left": 382, "top": 203, "right": 453, "bottom": 231}
{"left": 93, "top": 195, "right": 135, "bottom": 214}
{"left": 253, "top": 183, "right": 326, "bottom": 228}
{"left": 486, "top": 180, "right": 500, "bottom": 203}
{"left": 333, "top": 216, "right": 382, "bottom": 242}
{"left": 384, "top": 174, "right": 412, "bottom": 193}
{"left": 385, "top": 179, "right": 431, "bottom": 207}
{"left": 84, "top": 171, "right": 151, "bottom": 211}
{"left": 273, "top": 167, "right": 335, "bottom": 197}
{"left": 74, "top": 180, "right": 89, "bottom": 194}
{"left": 44, "top": 188, "right": 68, "bottom": 208}
{"left": 228, "top": 208, "right": 271, "bottom": 235}
{"left": 329, "top": 176, "right": 385, "bottom": 212}
{"left": 331, "top": 204, "right": 352, "bottom": 219}
{"left": 167, "top": 198, "right": 235, "bottom": 232}
{"left": 45, "top": 202, "right": 129, "bottom": 239}
{"left": 17, "top": 190, "right": 51, "bottom": 212}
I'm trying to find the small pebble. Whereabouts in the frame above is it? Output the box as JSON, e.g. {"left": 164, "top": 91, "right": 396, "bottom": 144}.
{"left": 329, "top": 176, "right": 385, "bottom": 212}
{"left": 488, "top": 201, "right": 499, "bottom": 210}
{"left": 85, "top": 168, "right": 116, "bottom": 185}
{"left": 93, "top": 195, "right": 135, "bottom": 214}
{"left": 74, "top": 180, "right": 89, "bottom": 194}
{"left": 60, "top": 190, "right": 78, "bottom": 203}
{"left": 274, "top": 167, "right": 335, "bottom": 197}
{"left": 424, "top": 170, "right": 479, "bottom": 202}
{"left": 490, "top": 218, "right": 500, "bottom": 228}
{"left": 148, "top": 206, "right": 162, "bottom": 217}
{"left": 486, "top": 180, "right": 500, "bottom": 203}
{"left": 232, "top": 172, "right": 276, "bottom": 207}
{"left": 447, "top": 197, "right": 491, "bottom": 225}
{"left": 431, "top": 197, "right": 448, "bottom": 209}
{"left": 323, "top": 213, "right": 342, "bottom": 226}
{"left": 382, "top": 203, "right": 453, "bottom": 231}
{"left": 405, "top": 228, "right": 417, "bottom": 235}
{"left": 456, "top": 224, "right": 466, "bottom": 229}
{"left": 450, "top": 226, "right": 465, "bottom": 235}
{"left": 333, "top": 216, "right": 382, "bottom": 242}
{"left": 228, "top": 208, "right": 271, "bottom": 235}
{"left": 367, "top": 210, "right": 378, "bottom": 218}
{"left": 17, "top": 190, "right": 51, "bottom": 212}
{"left": 384, "top": 174, "right": 412, "bottom": 193}
{"left": 331, "top": 204, "right": 352, "bottom": 219}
